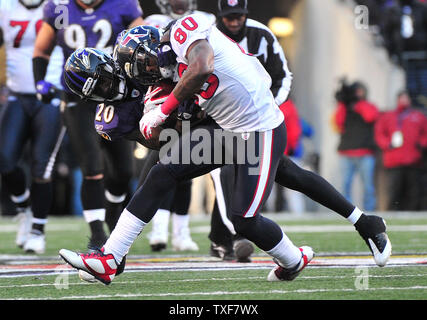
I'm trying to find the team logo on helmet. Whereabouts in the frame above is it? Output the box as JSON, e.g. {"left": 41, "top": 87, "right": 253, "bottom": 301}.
{"left": 228, "top": 0, "right": 238, "bottom": 6}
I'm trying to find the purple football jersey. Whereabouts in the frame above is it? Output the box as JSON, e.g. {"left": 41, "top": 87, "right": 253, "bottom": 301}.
{"left": 43, "top": 0, "right": 142, "bottom": 88}
{"left": 94, "top": 90, "right": 144, "bottom": 141}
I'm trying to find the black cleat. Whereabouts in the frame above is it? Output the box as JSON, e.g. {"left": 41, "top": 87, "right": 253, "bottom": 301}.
{"left": 355, "top": 214, "right": 392, "bottom": 267}
{"left": 210, "top": 242, "right": 235, "bottom": 261}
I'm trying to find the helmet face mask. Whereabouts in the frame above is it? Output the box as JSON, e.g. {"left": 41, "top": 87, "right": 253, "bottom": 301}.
{"left": 116, "top": 26, "right": 164, "bottom": 87}
{"left": 64, "top": 48, "right": 127, "bottom": 102}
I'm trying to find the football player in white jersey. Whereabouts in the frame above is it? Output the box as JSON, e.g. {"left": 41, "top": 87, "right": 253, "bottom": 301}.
{"left": 142, "top": 0, "right": 216, "bottom": 253}
{"left": 59, "top": 14, "right": 316, "bottom": 284}
{"left": 0, "top": 0, "right": 64, "bottom": 253}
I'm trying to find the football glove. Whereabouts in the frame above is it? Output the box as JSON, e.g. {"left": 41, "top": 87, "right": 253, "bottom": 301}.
{"left": 139, "top": 107, "right": 169, "bottom": 139}
{"left": 36, "top": 80, "right": 56, "bottom": 104}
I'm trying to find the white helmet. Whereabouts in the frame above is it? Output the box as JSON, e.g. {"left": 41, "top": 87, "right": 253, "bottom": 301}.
{"left": 155, "top": 0, "right": 197, "bottom": 20}
{"left": 19, "top": 0, "right": 44, "bottom": 9}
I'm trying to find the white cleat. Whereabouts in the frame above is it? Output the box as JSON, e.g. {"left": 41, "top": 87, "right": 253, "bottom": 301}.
{"left": 79, "top": 270, "right": 97, "bottom": 283}
{"left": 268, "top": 246, "right": 315, "bottom": 281}
{"left": 15, "top": 209, "right": 33, "bottom": 248}
{"left": 172, "top": 231, "right": 199, "bottom": 252}
{"left": 148, "top": 229, "right": 168, "bottom": 252}
{"left": 23, "top": 232, "right": 45, "bottom": 254}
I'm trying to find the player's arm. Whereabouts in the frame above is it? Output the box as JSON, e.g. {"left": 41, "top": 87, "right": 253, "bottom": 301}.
{"left": 129, "top": 16, "right": 145, "bottom": 28}
{"left": 33, "top": 22, "right": 56, "bottom": 82}
{"left": 160, "top": 39, "right": 214, "bottom": 115}
{"left": 32, "top": 22, "right": 57, "bottom": 102}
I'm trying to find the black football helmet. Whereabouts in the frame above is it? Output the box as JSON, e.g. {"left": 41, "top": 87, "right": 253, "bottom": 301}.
{"left": 64, "top": 48, "right": 127, "bottom": 102}
{"left": 115, "top": 25, "right": 165, "bottom": 86}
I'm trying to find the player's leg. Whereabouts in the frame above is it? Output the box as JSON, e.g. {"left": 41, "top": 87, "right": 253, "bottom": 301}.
{"left": 59, "top": 121, "right": 224, "bottom": 284}
{"left": 102, "top": 138, "right": 134, "bottom": 233}
{"left": 275, "top": 155, "right": 391, "bottom": 266}
{"left": 0, "top": 94, "right": 32, "bottom": 248}
{"left": 138, "top": 149, "right": 173, "bottom": 251}
{"left": 209, "top": 165, "right": 255, "bottom": 262}
{"left": 23, "top": 95, "right": 62, "bottom": 253}
{"left": 63, "top": 96, "right": 108, "bottom": 248}
{"left": 229, "top": 122, "right": 314, "bottom": 280}
{"left": 170, "top": 179, "right": 199, "bottom": 251}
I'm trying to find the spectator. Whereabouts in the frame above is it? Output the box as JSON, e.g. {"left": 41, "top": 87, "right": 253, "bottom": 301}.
{"left": 374, "top": 90, "right": 427, "bottom": 210}
{"left": 382, "top": 0, "right": 427, "bottom": 64}
{"left": 333, "top": 80, "right": 379, "bottom": 211}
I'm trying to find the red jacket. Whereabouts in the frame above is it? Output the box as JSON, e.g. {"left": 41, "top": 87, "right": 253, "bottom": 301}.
{"left": 279, "top": 100, "right": 302, "bottom": 156}
{"left": 374, "top": 104, "right": 427, "bottom": 168}
{"left": 334, "top": 100, "right": 379, "bottom": 156}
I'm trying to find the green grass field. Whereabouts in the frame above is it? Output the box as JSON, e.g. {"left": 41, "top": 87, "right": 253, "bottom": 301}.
{"left": 0, "top": 212, "right": 426, "bottom": 304}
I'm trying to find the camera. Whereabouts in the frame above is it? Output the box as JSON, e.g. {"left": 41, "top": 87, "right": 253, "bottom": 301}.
{"left": 334, "top": 78, "right": 360, "bottom": 106}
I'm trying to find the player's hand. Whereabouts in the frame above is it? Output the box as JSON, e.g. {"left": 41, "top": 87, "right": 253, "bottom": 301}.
{"left": 139, "top": 107, "right": 169, "bottom": 139}
{"left": 36, "top": 80, "right": 56, "bottom": 104}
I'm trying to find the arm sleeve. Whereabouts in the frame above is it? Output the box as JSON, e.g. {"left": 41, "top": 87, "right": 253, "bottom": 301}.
{"left": 353, "top": 100, "right": 379, "bottom": 123}
{"left": 334, "top": 103, "right": 347, "bottom": 133}
{"left": 43, "top": 1, "right": 59, "bottom": 30}
{"left": 264, "top": 31, "right": 292, "bottom": 105}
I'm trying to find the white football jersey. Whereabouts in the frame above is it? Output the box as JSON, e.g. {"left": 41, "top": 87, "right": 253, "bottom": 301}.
{"left": 170, "top": 12, "right": 284, "bottom": 133}
{"left": 0, "top": 0, "right": 63, "bottom": 93}
{"left": 145, "top": 10, "right": 216, "bottom": 29}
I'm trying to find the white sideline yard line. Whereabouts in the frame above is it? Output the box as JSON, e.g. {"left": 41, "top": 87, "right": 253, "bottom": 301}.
{"left": 192, "top": 225, "right": 427, "bottom": 233}
{"left": 4, "top": 286, "right": 427, "bottom": 300}
{"left": 0, "top": 224, "right": 81, "bottom": 232}
{"left": 1, "top": 273, "right": 427, "bottom": 290}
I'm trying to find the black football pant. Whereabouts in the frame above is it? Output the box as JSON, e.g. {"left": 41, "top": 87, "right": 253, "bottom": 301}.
{"left": 62, "top": 92, "right": 134, "bottom": 233}
{"left": 127, "top": 120, "right": 288, "bottom": 251}
{"left": 209, "top": 155, "right": 356, "bottom": 248}
{"left": 137, "top": 149, "right": 192, "bottom": 215}
{"left": 0, "top": 92, "right": 61, "bottom": 224}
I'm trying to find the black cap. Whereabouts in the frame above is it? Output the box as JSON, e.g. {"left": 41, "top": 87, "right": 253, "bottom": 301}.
{"left": 218, "top": 0, "right": 248, "bottom": 17}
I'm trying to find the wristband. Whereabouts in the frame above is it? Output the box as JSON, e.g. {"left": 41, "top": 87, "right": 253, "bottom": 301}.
{"left": 160, "top": 92, "right": 180, "bottom": 115}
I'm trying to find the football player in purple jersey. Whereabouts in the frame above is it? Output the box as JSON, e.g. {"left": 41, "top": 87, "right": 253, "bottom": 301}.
{"left": 32, "top": 0, "right": 145, "bottom": 249}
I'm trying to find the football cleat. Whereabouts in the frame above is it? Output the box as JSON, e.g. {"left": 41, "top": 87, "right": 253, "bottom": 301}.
{"left": 233, "top": 239, "right": 254, "bottom": 263}
{"left": 79, "top": 255, "right": 127, "bottom": 283}
{"left": 15, "top": 208, "right": 33, "bottom": 248}
{"left": 23, "top": 231, "right": 46, "bottom": 254}
{"left": 148, "top": 229, "right": 168, "bottom": 252}
{"left": 355, "top": 215, "right": 392, "bottom": 267}
{"left": 59, "top": 247, "right": 118, "bottom": 285}
{"left": 172, "top": 233, "right": 199, "bottom": 252}
{"left": 210, "top": 242, "right": 235, "bottom": 261}
{"left": 267, "top": 246, "right": 314, "bottom": 281}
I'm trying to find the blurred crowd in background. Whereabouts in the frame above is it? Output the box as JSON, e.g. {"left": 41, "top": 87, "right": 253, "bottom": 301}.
{"left": 0, "top": 0, "right": 426, "bottom": 220}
